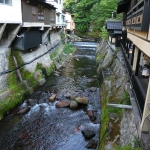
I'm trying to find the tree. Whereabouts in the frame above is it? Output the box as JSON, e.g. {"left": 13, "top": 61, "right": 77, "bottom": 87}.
{"left": 64, "top": 0, "right": 123, "bottom": 36}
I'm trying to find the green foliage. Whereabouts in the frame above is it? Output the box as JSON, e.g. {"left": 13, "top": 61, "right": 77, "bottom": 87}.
{"left": 0, "top": 90, "right": 24, "bottom": 120}
{"left": 99, "top": 26, "right": 108, "bottom": 39}
{"left": 46, "top": 63, "right": 56, "bottom": 76}
{"left": 63, "top": 43, "right": 76, "bottom": 54}
{"left": 91, "top": 0, "right": 120, "bottom": 30}
{"left": 113, "top": 144, "right": 141, "bottom": 150}
{"left": 65, "top": 0, "right": 122, "bottom": 37}
{"left": 132, "top": 136, "right": 141, "bottom": 149}
{"left": 0, "top": 53, "right": 24, "bottom": 119}
{"left": 96, "top": 51, "right": 107, "bottom": 62}
{"left": 99, "top": 107, "right": 109, "bottom": 150}
{"left": 64, "top": 0, "right": 99, "bottom": 33}
{"left": 50, "top": 48, "right": 60, "bottom": 59}
{"left": 61, "top": 32, "right": 66, "bottom": 44}
{"left": 121, "top": 90, "right": 130, "bottom": 105}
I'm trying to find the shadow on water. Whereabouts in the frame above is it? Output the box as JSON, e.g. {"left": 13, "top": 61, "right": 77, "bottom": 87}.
{"left": 0, "top": 42, "right": 101, "bottom": 150}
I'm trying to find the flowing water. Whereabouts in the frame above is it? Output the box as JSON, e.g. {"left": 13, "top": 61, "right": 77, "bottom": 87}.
{"left": 0, "top": 42, "right": 101, "bottom": 150}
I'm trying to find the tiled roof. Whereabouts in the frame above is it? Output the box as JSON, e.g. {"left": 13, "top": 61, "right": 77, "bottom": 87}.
{"left": 106, "top": 21, "right": 122, "bottom": 30}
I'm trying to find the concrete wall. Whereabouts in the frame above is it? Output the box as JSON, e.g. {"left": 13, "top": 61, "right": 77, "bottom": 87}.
{"left": 0, "top": 48, "right": 10, "bottom": 90}
{"left": 19, "top": 45, "right": 53, "bottom": 73}
{"left": 19, "top": 29, "right": 62, "bottom": 73}
{"left": 0, "top": 0, "right": 22, "bottom": 23}
{"left": 0, "top": 28, "right": 62, "bottom": 91}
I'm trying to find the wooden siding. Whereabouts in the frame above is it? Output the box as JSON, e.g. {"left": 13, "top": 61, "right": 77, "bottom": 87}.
{"left": 125, "top": 0, "right": 150, "bottom": 31}
{"left": 22, "top": 0, "right": 56, "bottom": 25}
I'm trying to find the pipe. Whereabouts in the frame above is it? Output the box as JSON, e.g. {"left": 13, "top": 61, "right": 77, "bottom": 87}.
{"left": 13, "top": 56, "right": 23, "bottom": 81}
{"left": 17, "top": 35, "right": 23, "bottom": 38}
{"left": 107, "top": 103, "right": 132, "bottom": 109}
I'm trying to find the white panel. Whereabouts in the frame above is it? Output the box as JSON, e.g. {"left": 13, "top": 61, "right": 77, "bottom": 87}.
{"left": 0, "top": 0, "right": 22, "bottom": 23}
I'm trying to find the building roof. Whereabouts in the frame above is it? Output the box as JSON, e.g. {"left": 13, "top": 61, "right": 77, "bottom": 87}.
{"left": 106, "top": 21, "right": 122, "bottom": 30}
{"left": 38, "top": 0, "right": 56, "bottom": 9}
{"left": 117, "top": 0, "right": 130, "bottom": 14}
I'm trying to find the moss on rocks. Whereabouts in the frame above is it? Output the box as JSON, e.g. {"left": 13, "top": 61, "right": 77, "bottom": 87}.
{"left": 97, "top": 40, "right": 134, "bottom": 149}
{"left": 0, "top": 42, "right": 77, "bottom": 121}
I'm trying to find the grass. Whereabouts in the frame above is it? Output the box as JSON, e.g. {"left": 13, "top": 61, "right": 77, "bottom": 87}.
{"left": 63, "top": 43, "right": 76, "bottom": 54}
{"left": 46, "top": 63, "right": 56, "bottom": 76}
{"left": 121, "top": 90, "right": 130, "bottom": 105}
{"left": 50, "top": 48, "right": 60, "bottom": 59}
{"left": 113, "top": 144, "right": 142, "bottom": 150}
{"left": 99, "top": 107, "right": 109, "bottom": 150}
{"left": 96, "top": 51, "right": 107, "bottom": 62}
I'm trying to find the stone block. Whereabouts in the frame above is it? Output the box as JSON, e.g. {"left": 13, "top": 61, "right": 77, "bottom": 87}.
{"left": 0, "top": 89, "right": 11, "bottom": 102}
{"left": 38, "top": 78, "right": 46, "bottom": 86}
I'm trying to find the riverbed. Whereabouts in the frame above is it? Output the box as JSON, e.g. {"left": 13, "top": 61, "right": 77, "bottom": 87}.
{"left": 0, "top": 42, "right": 101, "bottom": 150}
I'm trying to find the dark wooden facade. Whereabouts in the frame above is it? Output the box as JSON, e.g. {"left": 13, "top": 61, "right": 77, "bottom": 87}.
{"left": 21, "top": 0, "right": 56, "bottom": 25}
{"left": 118, "top": 0, "right": 150, "bottom": 31}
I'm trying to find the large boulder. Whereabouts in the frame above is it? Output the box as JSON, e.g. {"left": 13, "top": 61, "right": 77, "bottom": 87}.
{"left": 16, "top": 107, "right": 31, "bottom": 115}
{"left": 56, "top": 101, "right": 70, "bottom": 108}
{"left": 70, "top": 101, "right": 78, "bottom": 109}
{"left": 75, "top": 97, "right": 88, "bottom": 104}
{"left": 81, "top": 129, "right": 95, "bottom": 139}
{"left": 27, "top": 99, "right": 37, "bottom": 106}
{"left": 89, "top": 87, "right": 97, "bottom": 92}
{"left": 87, "top": 110, "right": 96, "bottom": 121}
{"left": 70, "top": 94, "right": 78, "bottom": 100}
{"left": 49, "top": 94, "right": 57, "bottom": 102}
{"left": 85, "top": 140, "right": 98, "bottom": 149}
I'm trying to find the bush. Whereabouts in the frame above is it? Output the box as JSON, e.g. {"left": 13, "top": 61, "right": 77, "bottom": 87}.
{"left": 63, "top": 44, "right": 76, "bottom": 54}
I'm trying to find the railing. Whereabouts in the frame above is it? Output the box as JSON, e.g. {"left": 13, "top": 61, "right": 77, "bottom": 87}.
{"left": 125, "top": 0, "right": 150, "bottom": 31}
{"left": 120, "top": 42, "right": 145, "bottom": 115}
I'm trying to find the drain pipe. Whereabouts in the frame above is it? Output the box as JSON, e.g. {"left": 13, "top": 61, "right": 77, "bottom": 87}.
{"left": 12, "top": 56, "right": 33, "bottom": 94}
{"left": 107, "top": 103, "right": 132, "bottom": 109}
{"left": 13, "top": 56, "right": 23, "bottom": 81}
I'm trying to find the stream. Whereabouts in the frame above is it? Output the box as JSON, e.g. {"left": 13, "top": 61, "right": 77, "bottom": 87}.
{"left": 0, "top": 42, "right": 101, "bottom": 150}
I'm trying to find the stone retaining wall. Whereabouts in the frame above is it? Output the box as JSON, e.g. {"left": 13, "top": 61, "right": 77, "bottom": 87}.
{"left": 120, "top": 109, "right": 138, "bottom": 147}
{"left": 96, "top": 39, "right": 140, "bottom": 149}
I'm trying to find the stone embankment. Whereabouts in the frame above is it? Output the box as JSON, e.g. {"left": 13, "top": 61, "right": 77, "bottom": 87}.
{"left": 96, "top": 40, "right": 140, "bottom": 149}
{"left": 0, "top": 30, "right": 76, "bottom": 120}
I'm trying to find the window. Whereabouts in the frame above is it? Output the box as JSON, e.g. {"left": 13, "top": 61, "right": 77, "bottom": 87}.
{"left": 62, "top": 15, "right": 65, "bottom": 22}
{"left": 32, "top": 6, "right": 36, "bottom": 15}
{"left": 0, "top": 0, "right": 12, "bottom": 5}
{"left": 50, "top": 11, "right": 55, "bottom": 21}
{"left": 57, "top": 15, "right": 60, "bottom": 22}
{"left": 38, "top": 5, "right": 44, "bottom": 20}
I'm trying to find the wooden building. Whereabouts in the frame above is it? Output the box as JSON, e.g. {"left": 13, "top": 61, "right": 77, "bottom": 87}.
{"left": 106, "top": 20, "right": 122, "bottom": 47}
{"left": 65, "top": 12, "right": 75, "bottom": 34}
{"left": 117, "top": 0, "right": 150, "bottom": 149}
{"left": 22, "top": 0, "right": 56, "bottom": 27}
{"left": 46, "top": 0, "right": 66, "bottom": 27}
{"left": 13, "top": 0, "right": 59, "bottom": 50}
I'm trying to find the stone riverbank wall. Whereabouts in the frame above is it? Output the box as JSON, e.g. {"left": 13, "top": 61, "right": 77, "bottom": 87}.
{"left": 96, "top": 40, "right": 140, "bottom": 150}
{"left": 0, "top": 28, "right": 75, "bottom": 120}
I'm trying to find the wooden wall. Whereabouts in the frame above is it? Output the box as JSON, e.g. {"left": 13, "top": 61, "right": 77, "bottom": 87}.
{"left": 22, "top": 0, "right": 56, "bottom": 25}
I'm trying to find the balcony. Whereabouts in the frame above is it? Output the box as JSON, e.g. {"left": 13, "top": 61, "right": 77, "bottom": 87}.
{"left": 125, "top": 0, "right": 150, "bottom": 31}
